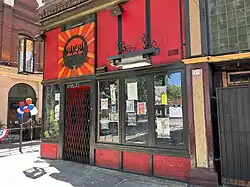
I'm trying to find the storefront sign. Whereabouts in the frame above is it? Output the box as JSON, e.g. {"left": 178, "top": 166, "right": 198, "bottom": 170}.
{"left": 58, "top": 22, "right": 95, "bottom": 78}
{"left": 67, "top": 83, "right": 80, "bottom": 88}
{"left": 63, "top": 35, "right": 88, "bottom": 69}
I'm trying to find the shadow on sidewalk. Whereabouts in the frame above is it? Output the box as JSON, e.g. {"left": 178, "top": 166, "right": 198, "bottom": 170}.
{"left": 44, "top": 159, "right": 187, "bottom": 187}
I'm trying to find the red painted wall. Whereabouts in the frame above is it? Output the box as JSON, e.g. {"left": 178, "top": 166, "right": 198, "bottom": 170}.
{"left": 44, "top": 1, "right": 185, "bottom": 77}
{"left": 40, "top": 143, "right": 59, "bottom": 159}
{"left": 153, "top": 155, "right": 191, "bottom": 181}
{"left": 95, "top": 149, "right": 120, "bottom": 169}
{"left": 151, "top": 0, "right": 183, "bottom": 64}
{"left": 123, "top": 152, "right": 150, "bottom": 175}
{"left": 122, "top": 0, "right": 145, "bottom": 51}
{"left": 97, "top": 10, "right": 118, "bottom": 71}
{"left": 44, "top": 28, "right": 61, "bottom": 80}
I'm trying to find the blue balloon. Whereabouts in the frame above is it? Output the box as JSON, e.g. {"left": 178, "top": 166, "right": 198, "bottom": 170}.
{"left": 17, "top": 113, "right": 23, "bottom": 118}
{"left": 20, "top": 106, "right": 25, "bottom": 112}
{"left": 28, "top": 104, "right": 35, "bottom": 111}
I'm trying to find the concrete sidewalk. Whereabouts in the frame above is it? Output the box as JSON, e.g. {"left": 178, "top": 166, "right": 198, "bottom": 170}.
{"left": 0, "top": 151, "right": 188, "bottom": 187}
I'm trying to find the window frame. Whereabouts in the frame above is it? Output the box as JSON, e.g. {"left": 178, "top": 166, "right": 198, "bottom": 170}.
{"left": 95, "top": 64, "right": 188, "bottom": 153}
{"left": 152, "top": 71, "right": 186, "bottom": 150}
{"left": 18, "top": 35, "right": 35, "bottom": 74}
{"left": 97, "top": 79, "right": 121, "bottom": 144}
{"left": 42, "top": 84, "right": 61, "bottom": 141}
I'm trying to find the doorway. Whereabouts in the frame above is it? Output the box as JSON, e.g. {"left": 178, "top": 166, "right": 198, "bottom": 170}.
{"left": 63, "top": 86, "right": 91, "bottom": 164}
{"left": 216, "top": 85, "right": 250, "bottom": 185}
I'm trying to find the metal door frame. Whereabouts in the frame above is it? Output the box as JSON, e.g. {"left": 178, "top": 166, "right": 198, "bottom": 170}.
{"left": 62, "top": 80, "right": 95, "bottom": 165}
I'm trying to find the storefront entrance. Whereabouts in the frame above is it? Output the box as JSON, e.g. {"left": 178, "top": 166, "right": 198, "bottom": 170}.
{"left": 216, "top": 85, "right": 250, "bottom": 186}
{"left": 63, "top": 86, "right": 91, "bottom": 164}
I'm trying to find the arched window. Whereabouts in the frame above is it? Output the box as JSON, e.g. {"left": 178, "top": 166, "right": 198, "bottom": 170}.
{"left": 18, "top": 35, "right": 35, "bottom": 73}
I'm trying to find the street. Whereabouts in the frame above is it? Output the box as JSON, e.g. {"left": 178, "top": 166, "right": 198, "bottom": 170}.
{"left": 0, "top": 148, "right": 188, "bottom": 187}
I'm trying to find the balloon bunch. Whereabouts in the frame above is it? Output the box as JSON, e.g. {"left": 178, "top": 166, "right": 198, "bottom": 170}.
{"left": 17, "top": 98, "right": 38, "bottom": 118}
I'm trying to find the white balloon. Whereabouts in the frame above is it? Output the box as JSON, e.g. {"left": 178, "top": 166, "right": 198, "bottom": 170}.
{"left": 17, "top": 108, "right": 24, "bottom": 115}
{"left": 30, "top": 107, "right": 38, "bottom": 116}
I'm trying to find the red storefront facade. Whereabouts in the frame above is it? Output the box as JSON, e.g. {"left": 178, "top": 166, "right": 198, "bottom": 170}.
{"left": 39, "top": 0, "right": 218, "bottom": 185}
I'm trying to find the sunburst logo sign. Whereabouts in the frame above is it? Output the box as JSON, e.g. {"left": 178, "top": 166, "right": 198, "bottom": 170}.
{"left": 58, "top": 22, "right": 95, "bottom": 78}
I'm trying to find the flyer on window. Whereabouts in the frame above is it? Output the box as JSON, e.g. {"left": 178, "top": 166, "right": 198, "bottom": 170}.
{"left": 127, "top": 113, "right": 136, "bottom": 126}
{"left": 155, "top": 86, "right": 167, "bottom": 105}
{"left": 110, "top": 113, "right": 119, "bottom": 122}
{"left": 137, "top": 102, "right": 147, "bottom": 115}
{"left": 111, "top": 105, "right": 117, "bottom": 113}
{"left": 156, "top": 117, "right": 170, "bottom": 138}
{"left": 127, "top": 82, "right": 138, "bottom": 100}
{"left": 126, "top": 100, "right": 135, "bottom": 113}
{"left": 110, "top": 84, "right": 116, "bottom": 105}
{"left": 101, "top": 98, "right": 109, "bottom": 110}
{"left": 169, "top": 106, "right": 183, "bottom": 118}
{"left": 100, "top": 118, "right": 109, "bottom": 130}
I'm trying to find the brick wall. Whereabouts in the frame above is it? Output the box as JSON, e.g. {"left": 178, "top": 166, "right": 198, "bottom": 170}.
{"left": 0, "top": 0, "right": 43, "bottom": 71}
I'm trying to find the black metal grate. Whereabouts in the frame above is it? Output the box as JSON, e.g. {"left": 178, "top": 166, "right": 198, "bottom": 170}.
{"left": 217, "top": 85, "right": 250, "bottom": 185}
{"left": 64, "top": 87, "right": 91, "bottom": 164}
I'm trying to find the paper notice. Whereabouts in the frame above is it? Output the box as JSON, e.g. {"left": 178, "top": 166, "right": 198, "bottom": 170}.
{"left": 161, "top": 94, "right": 168, "bottom": 105}
{"left": 127, "top": 82, "right": 138, "bottom": 100}
{"left": 127, "top": 113, "right": 136, "bottom": 126}
{"left": 126, "top": 100, "right": 135, "bottom": 113}
{"left": 155, "top": 86, "right": 167, "bottom": 105}
{"left": 100, "top": 118, "right": 109, "bottom": 130}
{"left": 137, "top": 102, "right": 147, "bottom": 115}
{"left": 156, "top": 117, "right": 170, "bottom": 138}
{"left": 101, "top": 98, "right": 109, "bottom": 110}
{"left": 110, "top": 84, "right": 116, "bottom": 105}
{"left": 169, "top": 107, "right": 183, "bottom": 118}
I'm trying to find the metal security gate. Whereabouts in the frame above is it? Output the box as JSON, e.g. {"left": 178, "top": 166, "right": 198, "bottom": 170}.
{"left": 217, "top": 85, "right": 250, "bottom": 186}
{"left": 63, "top": 86, "right": 91, "bottom": 164}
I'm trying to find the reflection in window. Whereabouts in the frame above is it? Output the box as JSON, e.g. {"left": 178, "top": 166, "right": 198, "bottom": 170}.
{"left": 43, "top": 85, "right": 60, "bottom": 140}
{"left": 154, "top": 72, "right": 184, "bottom": 147}
{"left": 18, "top": 35, "right": 34, "bottom": 73}
{"left": 125, "top": 77, "right": 148, "bottom": 144}
{"left": 98, "top": 80, "right": 119, "bottom": 143}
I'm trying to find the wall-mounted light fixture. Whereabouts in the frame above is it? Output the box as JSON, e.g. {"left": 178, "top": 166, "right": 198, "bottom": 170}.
{"left": 111, "top": 55, "right": 151, "bottom": 69}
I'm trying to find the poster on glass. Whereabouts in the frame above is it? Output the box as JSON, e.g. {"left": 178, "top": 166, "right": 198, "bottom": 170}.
{"left": 126, "top": 100, "right": 135, "bottom": 113}
{"left": 156, "top": 117, "right": 170, "bottom": 138}
{"left": 155, "top": 86, "right": 168, "bottom": 105}
{"left": 127, "top": 113, "right": 136, "bottom": 126}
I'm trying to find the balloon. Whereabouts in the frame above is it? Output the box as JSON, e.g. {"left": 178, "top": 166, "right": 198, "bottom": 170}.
{"left": 19, "top": 101, "right": 25, "bottom": 107}
{"left": 30, "top": 107, "right": 38, "bottom": 116}
{"left": 28, "top": 104, "right": 35, "bottom": 111}
{"left": 17, "top": 108, "right": 24, "bottom": 115}
{"left": 24, "top": 106, "right": 30, "bottom": 113}
{"left": 26, "top": 98, "right": 32, "bottom": 105}
{"left": 17, "top": 113, "right": 23, "bottom": 118}
{"left": 20, "top": 106, "right": 25, "bottom": 112}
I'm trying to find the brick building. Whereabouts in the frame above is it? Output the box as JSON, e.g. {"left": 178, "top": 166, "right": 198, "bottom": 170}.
{"left": 0, "top": 0, "right": 43, "bottom": 125}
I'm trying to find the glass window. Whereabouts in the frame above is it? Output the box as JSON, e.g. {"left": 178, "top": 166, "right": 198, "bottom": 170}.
{"left": 208, "top": 0, "right": 250, "bottom": 54}
{"left": 154, "top": 72, "right": 184, "bottom": 147}
{"left": 98, "top": 80, "right": 119, "bottom": 143}
{"left": 43, "top": 85, "right": 60, "bottom": 140}
{"left": 125, "top": 77, "right": 148, "bottom": 145}
{"left": 18, "top": 35, "right": 34, "bottom": 73}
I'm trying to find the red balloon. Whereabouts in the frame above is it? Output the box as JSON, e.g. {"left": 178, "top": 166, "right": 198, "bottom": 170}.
{"left": 19, "top": 101, "right": 25, "bottom": 107}
{"left": 24, "top": 107, "right": 30, "bottom": 113}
